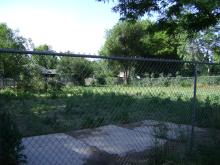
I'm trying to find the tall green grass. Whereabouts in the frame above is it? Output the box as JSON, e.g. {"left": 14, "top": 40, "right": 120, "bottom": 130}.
{"left": 0, "top": 84, "right": 219, "bottom": 137}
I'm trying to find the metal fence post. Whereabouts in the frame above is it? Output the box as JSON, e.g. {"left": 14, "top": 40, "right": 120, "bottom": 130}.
{"left": 190, "top": 62, "right": 197, "bottom": 153}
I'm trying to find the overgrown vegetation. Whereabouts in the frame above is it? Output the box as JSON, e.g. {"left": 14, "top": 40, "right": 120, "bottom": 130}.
{"left": 0, "top": 82, "right": 219, "bottom": 137}
{"left": 0, "top": 111, "right": 26, "bottom": 165}
{"left": 145, "top": 128, "right": 220, "bottom": 165}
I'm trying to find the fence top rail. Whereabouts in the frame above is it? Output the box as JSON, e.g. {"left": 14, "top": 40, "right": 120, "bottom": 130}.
{"left": 0, "top": 48, "right": 220, "bottom": 65}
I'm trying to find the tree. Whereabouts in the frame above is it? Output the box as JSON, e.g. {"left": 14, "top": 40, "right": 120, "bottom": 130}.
{"left": 33, "top": 44, "right": 58, "bottom": 69}
{"left": 17, "top": 63, "right": 45, "bottom": 92}
{"left": 0, "top": 24, "right": 28, "bottom": 50}
{"left": 98, "top": 0, "right": 220, "bottom": 34}
{"left": 98, "top": 0, "right": 220, "bottom": 64}
{"left": 92, "top": 60, "right": 113, "bottom": 85}
{"left": 57, "top": 57, "right": 94, "bottom": 86}
{"left": 0, "top": 23, "right": 30, "bottom": 79}
{"left": 100, "top": 20, "right": 147, "bottom": 84}
{"left": 100, "top": 20, "right": 181, "bottom": 83}
{"left": 196, "top": 25, "right": 220, "bottom": 62}
{"left": 177, "top": 25, "right": 220, "bottom": 75}
{"left": 28, "top": 45, "right": 59, "bottom": 92}
{"left": 201, "top": 25, "right": 220, "bottom": 74}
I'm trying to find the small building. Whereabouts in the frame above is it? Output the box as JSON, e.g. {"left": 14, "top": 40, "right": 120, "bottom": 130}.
{"left": 42, "top": 69, "right": 57, "bottom": 79}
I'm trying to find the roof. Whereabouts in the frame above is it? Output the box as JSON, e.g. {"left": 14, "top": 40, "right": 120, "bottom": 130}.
{"left": 42, "top": 69, "right": 57, "bottom": 75}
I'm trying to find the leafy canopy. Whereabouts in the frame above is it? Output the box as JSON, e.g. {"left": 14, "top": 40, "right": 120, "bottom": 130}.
{"left": 33, "top": 44, "right": 58, "bottom": 69}
{"left": 100, "top": 20, "right": 179, "bottom": 59}
{"left": 57, "top": 57, "right": 94, "bottom": 85}
{"left": 0, "top": 23, "right": 30, "bottom": 78}
{"left": 98, "top": 0, "right": 220, "bottom": 34}
{"left": 99, "top": 20, "right": 182, "bottom": 82}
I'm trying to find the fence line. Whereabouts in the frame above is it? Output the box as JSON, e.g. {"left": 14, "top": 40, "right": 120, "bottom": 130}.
{"left": 1, "top": 48, "right": 220, "bottom": 65}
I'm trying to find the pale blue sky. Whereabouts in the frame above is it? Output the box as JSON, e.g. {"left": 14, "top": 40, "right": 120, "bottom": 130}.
{"left": 0, "top": 0, "right": 120, "bottom": 54}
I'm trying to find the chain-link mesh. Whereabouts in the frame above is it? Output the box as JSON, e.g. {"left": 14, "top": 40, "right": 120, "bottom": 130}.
{"left": 0, "top": 50, "right": 220, "bottom": 165}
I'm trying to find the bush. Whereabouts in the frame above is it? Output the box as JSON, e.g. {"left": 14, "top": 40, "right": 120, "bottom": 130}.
{"left": 46, "top": 80, "right": 64, "bottom": 98}
{"left": 0, "top": 88, "right": 16, "bottom": 99}
{"left": 180, "top": 80, "right": 192, "bottom": 87}
{"left": 48, "top": 80, "right": 63, "bottom": 91}
{"left": 96, "top": 77, "right": 107, "bottom": 85}
{"left": 163, "top": 79, "right": 171, "bottom": 87}
{"left": 0, "top": 111, "right": 26, "bottom": 165}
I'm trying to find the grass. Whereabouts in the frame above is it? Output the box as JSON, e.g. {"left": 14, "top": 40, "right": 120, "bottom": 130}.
{"left": 0, "top": 84, "right": 219, "bottom": 137}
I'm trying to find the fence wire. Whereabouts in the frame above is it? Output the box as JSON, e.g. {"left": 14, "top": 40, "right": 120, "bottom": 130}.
{"left": 0, "top": 49, "right": 220, "bottom": 165}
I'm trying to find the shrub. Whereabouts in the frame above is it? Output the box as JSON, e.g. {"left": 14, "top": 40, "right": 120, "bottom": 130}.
{"left": 180, "top": 80, "right": 192, "bottom": 87}
{"left": 48, "top": 80, "right": 63, "bottom": 91}
{"left": 0, "top": 111, "right": 26, "bottom": 165}
{"left": 0, "top": 88, "right": 16, "bottom": 99}
{"left": 163, "top": 80, "right": 171, "bottom": 87}
{"left": 96, "top": 77, "right": 107, "bottom": 85}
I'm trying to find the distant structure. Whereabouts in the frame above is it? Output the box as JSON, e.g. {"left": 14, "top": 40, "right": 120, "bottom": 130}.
{"left": 41, "top": 68, "right": 57, "bottom": 79}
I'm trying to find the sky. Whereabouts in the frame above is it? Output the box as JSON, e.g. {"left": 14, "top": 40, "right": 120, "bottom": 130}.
{"left": 0, "top": 0, "right": 120, "bottom": 54}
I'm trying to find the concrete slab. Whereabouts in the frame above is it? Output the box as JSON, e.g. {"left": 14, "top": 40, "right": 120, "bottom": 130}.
{"left": 22, "top": 120, "right": 203, "bottom": 164}
{"left": 77, "top": 125, "right": 166, "bottom": 156}
{"left": 22, "top": 133, "right": 92, "bottom": 165}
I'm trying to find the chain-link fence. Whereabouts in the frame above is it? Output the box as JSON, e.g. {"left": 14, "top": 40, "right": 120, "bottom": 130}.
{"left": 0, "top": 49, "right": 220, "bottom": 165}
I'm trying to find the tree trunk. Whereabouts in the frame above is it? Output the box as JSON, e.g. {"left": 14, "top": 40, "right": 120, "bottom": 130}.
{"left": 123, "top": 69, "right": 129, "bottom": 85}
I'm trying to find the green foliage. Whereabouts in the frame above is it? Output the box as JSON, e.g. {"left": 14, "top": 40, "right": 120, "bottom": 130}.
{"left": 131, "top": 74, "right": 194, "bottom": 87}
{"left": 0, "top": 88, "right": 17, "bottom": 99}
{"left": 148, "top": 127, "right": 220, "bottom": 165}
{"left": 81, "top": 116, "right": 96, "bottom": 129}
{"left": 100, "top": 20, "right": 148, "bottom": 83}
{"left": 180, "top": 81, "right": 192, "bottom": 88}
{"left": 98, "top": 0, "right": 220, "bottom": 69}
{"left": 1, "top": 82, "right": 220, "bottom": 136}
{"left": 100, "top": 20, "right": 181, "bottom": 83}
{"left": 194, "top": 130, "right": 220, "bottom": 165}
{"left": 0, "top": 23, "right": 29, "bottom": 50}
{"left": 48, "top": 80, "right": 63, "bottom": 92}
{"left": 0, "top": 111, "right": 26, "bottom": 165}
{"left": 0, "top": 24, "right": 48, "bottom": 92}
{"left": 100, "top": 20, "right": 147, "bottom": 57}
{"left": 92, "top": 61, "right": 113, "bottom": 85}
{"left": 0, "top": 23, "right": 31, "bottom": 79}
{"left": 142, "top": 30, "right": 179, "bottom": 59}
{"left": 81, "top": 116, "right": 106, "bottom": 129}
{"left": 33, "top": 45, "right": 58, "bottom": 69}
{"left": 98, "top": 0, "right": 220, "bottom": 34}
{"left": 115, "top": 111, "right": 130, "bottom": 124}
{"left": 57, "top": 57, "right": 94, "bottom": 86}
{"left": 178, "top": 25, "right": 220, "bottom": 66}
{"left": 18, "top": 63, "right": 45, "bottom": 91}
